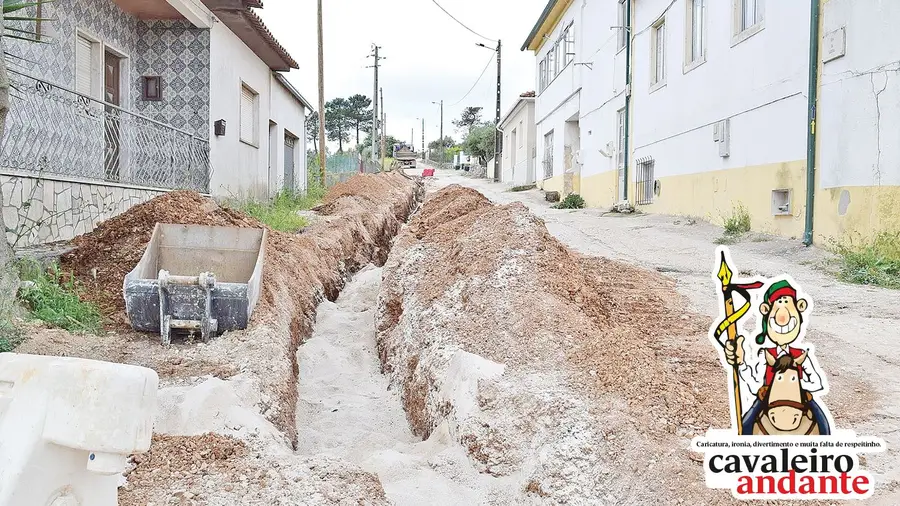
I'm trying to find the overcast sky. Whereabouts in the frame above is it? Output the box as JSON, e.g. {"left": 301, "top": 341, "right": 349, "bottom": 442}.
{"left": 257, "top": 0, "right": 548, "bottom": 149}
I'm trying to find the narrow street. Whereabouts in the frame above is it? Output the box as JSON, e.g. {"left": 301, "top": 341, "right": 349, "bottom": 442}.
{"left": 420, "top": 163, "right": 900, "bottom": 498}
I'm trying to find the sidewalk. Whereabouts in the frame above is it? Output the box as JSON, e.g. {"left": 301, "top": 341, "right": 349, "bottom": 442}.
{"left": 425, "top": 165, "right": 900, "bottom": 496}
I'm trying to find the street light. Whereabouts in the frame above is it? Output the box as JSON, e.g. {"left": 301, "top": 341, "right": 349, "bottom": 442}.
{"left": 432, "top": 100, "right": 443, "bottom": 164}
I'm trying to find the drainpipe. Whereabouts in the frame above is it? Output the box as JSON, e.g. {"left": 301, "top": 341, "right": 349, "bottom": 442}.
{"left": 623, "top": 0, "right": 632, "bottom": 202}
{"left": 802, "top": 0, "right": 821, "bottom": 246}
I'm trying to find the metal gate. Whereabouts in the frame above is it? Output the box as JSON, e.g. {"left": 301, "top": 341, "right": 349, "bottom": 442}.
{"left": 284, "top": 134, "right": 296, "bottom": 190}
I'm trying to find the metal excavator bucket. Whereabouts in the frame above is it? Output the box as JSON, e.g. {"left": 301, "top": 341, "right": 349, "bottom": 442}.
{"left": 123, "top": 223, "right": 267, "bottom": 345}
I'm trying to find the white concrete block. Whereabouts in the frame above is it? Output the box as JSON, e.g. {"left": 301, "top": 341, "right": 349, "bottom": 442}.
{"left": 0, "top": 354, "right": 159, "bottom": 506}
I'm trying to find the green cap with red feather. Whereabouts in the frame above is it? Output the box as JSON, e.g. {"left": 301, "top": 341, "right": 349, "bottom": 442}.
{"left": 756, "top": 280, "right": 798, "bottom": 345}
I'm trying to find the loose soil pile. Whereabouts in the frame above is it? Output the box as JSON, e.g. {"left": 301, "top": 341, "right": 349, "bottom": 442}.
{"left": 24, "top": 173, "right": 421, "bottom": 505}
{"left": 60, "top": 192, "right": 261, "bottom": 323}
{"left": 377, "top": 185, "right": 733, "bottom": 504}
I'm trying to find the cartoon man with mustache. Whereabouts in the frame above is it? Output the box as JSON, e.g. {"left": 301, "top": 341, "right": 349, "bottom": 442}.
{"left": 724, "top": 279, "right": 831, "bottom": 435}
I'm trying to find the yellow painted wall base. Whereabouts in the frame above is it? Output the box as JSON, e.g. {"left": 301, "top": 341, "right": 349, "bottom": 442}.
{"left": 634, "top": 160, "right": 809, "bottom": 238}
{"left": 813, "top": 184, "right": 900, "bottom": 244}
{"left": 538, "top": 175, "right": 565, "bottom": 195}
{"left": 579, "top": 170, "right": 619, "bottom": 208}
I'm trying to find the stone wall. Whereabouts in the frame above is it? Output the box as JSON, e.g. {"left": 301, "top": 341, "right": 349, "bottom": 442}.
{"left": 1, "top": 174, "right": 164, "bottom": 248}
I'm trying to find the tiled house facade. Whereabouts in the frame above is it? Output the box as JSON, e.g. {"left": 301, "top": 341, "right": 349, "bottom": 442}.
{"left": 7, "top": 1, "right": 211, "bottom": 138}
{"left": 1, "top": 0, "right": 310, "bottom": 247}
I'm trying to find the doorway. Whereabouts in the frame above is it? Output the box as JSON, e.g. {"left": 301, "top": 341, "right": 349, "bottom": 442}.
{"left": 284, "top": 133, "right": 297, "bottom": 191}
{"left": 104, "top": 50, "right": 122, "bottom": 182}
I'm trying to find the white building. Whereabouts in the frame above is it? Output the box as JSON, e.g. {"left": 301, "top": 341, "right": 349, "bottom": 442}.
{"left": 1, "top": 0, "right": 313, "bottom": 246}
{"left": 520, "top": 0, "right": 899, "bottom": 244}
{"left": 499, "top": 92, "right": 537, "bottom": 185}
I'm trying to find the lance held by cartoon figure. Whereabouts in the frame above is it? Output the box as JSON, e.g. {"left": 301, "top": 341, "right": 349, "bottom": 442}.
{"left": 711, "top": 247, "right": 832, "bottom": 436}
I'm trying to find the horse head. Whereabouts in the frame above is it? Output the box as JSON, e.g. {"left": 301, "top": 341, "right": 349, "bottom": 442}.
{"left": 763, "top": 354, "right": 812, "bottom": 432}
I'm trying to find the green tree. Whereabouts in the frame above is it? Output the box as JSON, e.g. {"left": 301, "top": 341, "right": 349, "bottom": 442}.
{"left": 453, "top": 106, "right": 482, "bottom": 132}
{"left": 324, "top": 98, "right": 352, "bottom": 152}
{"left": 306, "top": 113, "right": 319, "bottom": 152}
{"left": 462, "top": 122, "right": 496, "bottom": 165}
{"left": 346, "top": 94, "right": 372, "bottom": 146}
{"left": 360, "top": 132, "right": 399, "bottom": 156}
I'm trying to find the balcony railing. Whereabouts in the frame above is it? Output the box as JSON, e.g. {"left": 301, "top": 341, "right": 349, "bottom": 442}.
{"left": 0, "top": 69, "right": 211, "bottom": 193}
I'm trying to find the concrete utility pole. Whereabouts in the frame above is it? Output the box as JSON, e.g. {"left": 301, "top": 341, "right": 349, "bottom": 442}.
{"left": 316, "top": 0, "right": 326, "bottom": 186}
{"left": 477, "top": 39, "right": 502, "bottom": 182}
{"left": 368, "top": 44, "right": 384, "bottom": 164}
{"left": 493, "top": 39, "right": 502, "bottom": 183}
{"left": 380, "top": 87, "right": 386, "bottom": 168}
{"left": 421, "top": 118, "right": 425, "bottom": 159}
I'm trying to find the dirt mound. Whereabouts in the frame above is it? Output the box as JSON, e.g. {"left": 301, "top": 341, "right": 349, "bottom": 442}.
{"left": 120, "top": 433, "right": 247, "bottom": 506}
{"left": 60, "top": 191, "right": 261, "bottom": 321}
{"left": 377, "top": 184, "right": 730, "bottom": 504}
{"left": 26, "top": 173, "right": 420, "bottom": 504}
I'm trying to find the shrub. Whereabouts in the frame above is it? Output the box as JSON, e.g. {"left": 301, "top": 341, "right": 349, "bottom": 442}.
{"left": 17, "top": 261, "right": 102, "bottom": 333}
{"left": 832, "top": 232, "right": 900, "bottom": 289}
{"left": 722, "top": 203, "right": 751, "bottom": 236}
{"left": 554, "top": 193, "right": 586, "bottom": 209}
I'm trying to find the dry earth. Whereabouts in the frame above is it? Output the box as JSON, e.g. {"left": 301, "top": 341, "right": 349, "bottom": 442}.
{"left": 15, "top": 172, "right": 422, "bottom": 505}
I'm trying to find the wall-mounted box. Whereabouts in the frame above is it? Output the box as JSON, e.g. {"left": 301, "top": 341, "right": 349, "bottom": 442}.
{"left": 771, "top": 189, "right": 793, "bottom": 216}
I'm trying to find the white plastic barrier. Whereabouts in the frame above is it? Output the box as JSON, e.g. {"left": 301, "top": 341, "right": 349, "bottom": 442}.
{"left": 0, "top": 353, "right": 158, "bottom": 506}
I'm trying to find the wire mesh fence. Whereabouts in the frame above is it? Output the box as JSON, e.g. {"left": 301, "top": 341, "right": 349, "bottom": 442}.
{"left": 307, "top": 152, "right": 382, "bottom": 188}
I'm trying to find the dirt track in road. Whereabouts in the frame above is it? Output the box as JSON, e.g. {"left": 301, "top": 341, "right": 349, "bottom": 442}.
{"left": 425, "top": 165, "right": 900, "bottom": 504}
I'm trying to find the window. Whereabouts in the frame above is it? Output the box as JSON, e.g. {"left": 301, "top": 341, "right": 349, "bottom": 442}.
{"left": 616, "top": 108, "right": 626, "bottom": 170}
{"left": 741, "top": 0, "right": 762, "bottom": 31}
{"left": 685, "top": 0, "right": 705, "bottom": 67}
{"left": 75, "top": 33, "right": 97, "bottom": 97}
{"left": 539, "top": 59, "right": 548, "bottom": 91}
{"left": 635, "top": 156, "right": 655, "bottom": 205}
{"left": 733, "top": 0, "right": 764, "bottom": 43}
{"left": 538, "top": 23, "right": 574, "bottom": 92}
{"left": 617, "top": 0, "right": 627, "bottom": 51}
{"left": 240, "top": 83, "right": 259, "bottom": 145}
{"left": 543, "top": 130, "right": 554, "bottom": 179}
{"left": 563, "top": 23, "right": 575, "bottom": 66}
{"left": 650, "top": 19, "right": 666, "bottom": 89}
{"left": 548, "top": 44, "right": 557, "bottom": 80}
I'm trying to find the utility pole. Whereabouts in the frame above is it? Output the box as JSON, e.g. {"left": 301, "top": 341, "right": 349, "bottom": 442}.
{"left": 421, "top": 118, "right": 425, "bottom": 160}
{"left": 477, "top": 39, "right": 503, "bottom": 182}
{"left": 316, "top": 0, "right": 326, "bottom": 186}
{"left": 493, "top": 40, "right": 502, "bottom": 183}
{"left": 380, "top": 87, "right": 386, "bottom": 169}
{"left": 367, "top": 44, "right": 384, "bottom": 164}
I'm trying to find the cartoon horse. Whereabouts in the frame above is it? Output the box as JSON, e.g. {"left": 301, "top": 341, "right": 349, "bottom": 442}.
{"left": 751, "top": 354, "right": 825, "bottom": 436}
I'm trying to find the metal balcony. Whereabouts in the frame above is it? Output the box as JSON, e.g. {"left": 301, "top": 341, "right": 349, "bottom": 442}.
{"left": 0, "top": 69, "right": 211, "bottom": 193}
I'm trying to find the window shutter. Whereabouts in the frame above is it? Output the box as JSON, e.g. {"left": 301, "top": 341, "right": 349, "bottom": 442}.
{"left": 240, "top": 86, "right": 255, "bottom": 143}
{"left": 76, "top": 35, "right": 92, "bottom": 96}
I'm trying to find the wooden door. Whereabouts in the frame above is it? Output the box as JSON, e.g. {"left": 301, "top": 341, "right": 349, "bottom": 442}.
{"left": 104, "top": 51, "right": 121, "bottom": 181}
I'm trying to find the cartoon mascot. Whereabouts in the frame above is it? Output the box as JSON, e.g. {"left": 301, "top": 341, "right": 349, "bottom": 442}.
{"left": 724, "top": 280, "right": 832, "bottom": 436}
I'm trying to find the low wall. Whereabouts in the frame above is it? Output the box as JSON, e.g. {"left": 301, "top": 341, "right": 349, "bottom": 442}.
{"left": 1, "top": 173, "right": 165, "bottom": 248}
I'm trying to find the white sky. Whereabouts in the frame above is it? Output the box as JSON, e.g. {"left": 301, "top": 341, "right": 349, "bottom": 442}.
{"left": 257, "top": 0, "right": 548, "bottom": 149}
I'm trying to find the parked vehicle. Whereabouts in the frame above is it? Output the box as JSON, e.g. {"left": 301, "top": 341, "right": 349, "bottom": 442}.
{"left": 393, "top": 143, "right": 417, "bottom": 169}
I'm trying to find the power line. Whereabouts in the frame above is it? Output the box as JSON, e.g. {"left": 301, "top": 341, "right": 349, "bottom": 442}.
{"left": 430, "top": 0, "right": 496, "bottom": 43}
{"left": 449, "top": 53, "right": 495, "bottom": 107}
